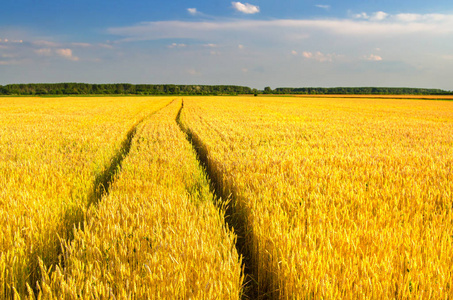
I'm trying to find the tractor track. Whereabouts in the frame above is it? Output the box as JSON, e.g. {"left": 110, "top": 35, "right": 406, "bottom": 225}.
{"left": 176, "top": 100, "right": 259, "bottom": 299}
{"left": 87, "top": 98, "right": 176, "bottom": 209}
{"left": 30, "top": 98, "right": 177, "bottom": 296}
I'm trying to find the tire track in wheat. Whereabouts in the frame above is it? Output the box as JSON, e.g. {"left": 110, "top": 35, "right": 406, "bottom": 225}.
{"left": 176, "top": 100, "right": 257, "bottom": 299}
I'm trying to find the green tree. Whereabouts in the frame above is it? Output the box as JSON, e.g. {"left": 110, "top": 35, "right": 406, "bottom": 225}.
{"left": 264, "top": 86, "right": 272, "bottom": 94}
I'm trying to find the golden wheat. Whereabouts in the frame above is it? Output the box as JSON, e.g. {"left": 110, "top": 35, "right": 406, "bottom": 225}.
{"left": 181, "top": 96, "right": 453, "bottom": 299}
{"left": 3, "top": 95, "right": 452, "bottom": 299}
{"left": 35, "top": 98, "right": 242, "bottom": 299}
{"left": 0, "top": 96, "right": 172, "bottom": 297}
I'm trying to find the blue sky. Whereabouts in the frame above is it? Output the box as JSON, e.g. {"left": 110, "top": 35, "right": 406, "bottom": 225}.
{"left": 1, "top": 0, "right": 453, "bottom": 89}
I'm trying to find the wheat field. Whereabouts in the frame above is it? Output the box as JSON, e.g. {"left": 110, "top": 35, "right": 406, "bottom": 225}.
{"left": 180, "top": 96, "right": 453, "bottom": 299}
{"left": 1, "top": 95, "right": 452, "bottom": 299}
{"left": 0, "top": 96, "right": 179, "bottom": 297}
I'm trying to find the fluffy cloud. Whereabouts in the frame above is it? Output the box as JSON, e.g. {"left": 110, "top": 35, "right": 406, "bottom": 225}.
{"left": 302, "top": 51, "right": 313, "bottom": 58}
{"left": 370, "top": 11, "right": 389, "bottom": 21}
{"left": 168, "top": 43, "right": 187, "bottom": 48}
{"left": 71, "top": 42, "right": 91, "bottom": 47}
{"left": 34, "top": 48, "right": 52, "bottom": 56}
{"left": 352, "top": 11, "right": 446, "bottom": 23}
{"left": 393, "top": 13, "right": 446, "bottom": 22}
{"left": 1, "top": 37, "right": 115, "bottom": 67}
{"left": 187, "top": 8, "right": 198, "bottom": 15}
{"left": 354, "top": 11, "right": 388, "bottom": 21}
{"left": 10, "top": 12, "right": 448, "bottom": 90}
{"left": 232, "top": 2, "right": 260, "bottom": 14}
{"left": 353, "top": 12, "right": 369, "bottom": 19}
{"left": 55, "top": 48, "right": 79, "bottom": 61}
{"left": 0, "top": 38, "right": 23, "bottom": 43}
{"left": 34, "top": 48, "right": 79, "bottom": 61}
{"left": 363, "top": 54, "right": 383, "bottom": 61}
{"left": 302, "top": 51, "right": 340, "bottom": 62}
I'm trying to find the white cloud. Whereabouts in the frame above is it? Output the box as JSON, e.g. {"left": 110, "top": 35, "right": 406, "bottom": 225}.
{"left": 72, "top": 42, "right": 91, "bottom": 47}
{"left": 353, "top": 11, "right": 446, "bottom": 23}
{"left": 362, "top": 54, "right": 383, "bottom": 61}
{"left": 302, "top": 51, "right": 313, "bottom": 58}
{"left": 353, "top": 12, "right": 369, "bottom": 19}
{"left": 168, "top": 43, "right": 187, "bottom": 48}
{"left": 315, "top": 5, "right": 330, "bottom": 10}
{"left": 393, "top": 13, "right": 446, "bottom": 23}
{"left": 0, "top": 38, "right": 23, "bottom": 44}
{"left": 187, "top": 8, "right": 198, "bottom": 15}
{"left": 102, "top": 13, "right": 453, "bottom": 90}
{"left": 107, "top": 14, "right": 453, "bottom": 44}
{"left": 55, "top": 48, "right": 79, "bottom": 61}
{"left": 35, "top": 48, "right": 52, "bottom": 56}
{"left": 302, "top": 51, "right": 340, "bottom": 62}
{"left": 232, "top": 2, "right": 260, "bottom": 14}
{"left": 4, "top": 15, "right": 453, "bottom": 93}
{"left": 394, "top": 13, "right": 421, "bottom": 22}
{"left": 370, "top": 11, "right": 389, "bottom": 21}
{"left": 354, "top": 11, "right": 388, "bottom": 21}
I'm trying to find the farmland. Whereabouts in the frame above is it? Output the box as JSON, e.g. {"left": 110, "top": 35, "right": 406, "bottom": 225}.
{"left": 0, "top": 97, "right": 172, "bottom": 297}
{"left": 1, "top": 95, "right": 453, "bottom": 299}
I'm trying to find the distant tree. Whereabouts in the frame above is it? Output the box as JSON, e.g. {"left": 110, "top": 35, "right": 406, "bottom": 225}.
{"left": 1, "top": 83, "right": 451, "bottom": 96}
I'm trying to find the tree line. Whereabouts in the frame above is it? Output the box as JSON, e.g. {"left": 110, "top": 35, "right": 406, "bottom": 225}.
{"left": 0, "top": 83, "right": 451, "bottom": 96}
{"left": 0, "top": 83, "right": 255, "bottom": 96}
{"left": 269, "top": 87, "right": 452, "bottom": 95}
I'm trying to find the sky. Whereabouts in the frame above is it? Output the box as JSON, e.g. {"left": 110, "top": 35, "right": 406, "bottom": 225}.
{"left": 1, "top": 0, "right": 453, "bottom": 89}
